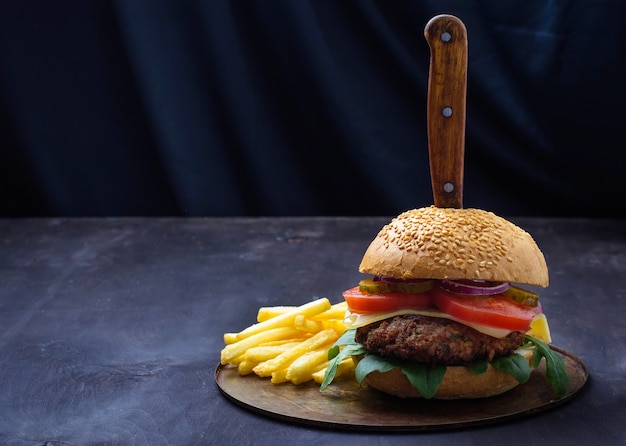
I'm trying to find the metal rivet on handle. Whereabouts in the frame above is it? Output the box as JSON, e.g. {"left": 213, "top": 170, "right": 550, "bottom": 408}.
{"left": 441, "top": 31, "right": 452, "bottom": 42}
{"left": 442, "top": 107, "right": 453, "bottom": 118}
{"left": 443, "top": 182, "right": 455, "bottom": 193}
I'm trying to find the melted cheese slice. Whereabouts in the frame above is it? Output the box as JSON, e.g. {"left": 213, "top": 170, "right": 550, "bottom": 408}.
{"left": 527, "top": 313, "right": 552, "bottom": 343}
{"left": 345, "top": 308, "right": 552, "bottom": 342}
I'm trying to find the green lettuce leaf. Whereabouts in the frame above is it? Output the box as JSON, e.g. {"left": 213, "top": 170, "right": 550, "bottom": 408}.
{"left": 525, "top": 335, "right": 569, "bottom": 397}
{"left": 320, "top": 329, "right": 366, "bottom": 391}
{"left": 400, "top": 363, "right": 446, "bottom": 399}
{"left": 492, "top": 353, "right": 532, "bottom": 384}
{"left": 467, "top": 360, "right": 489, "bottom": 375}
{"left": 323, "top": 331, "right": 447, "bottom": 399}
{"left": 327, "top": 328, "right": 359, "bottom": 360}
{"left": 354, "top": 354, "right": 396, "bottom": 383}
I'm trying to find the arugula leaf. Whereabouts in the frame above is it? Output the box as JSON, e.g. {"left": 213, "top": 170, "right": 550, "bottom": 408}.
{"left": 354, "top": 354, "right": 396, "bottom": 384}
{"left": 328, "top": 328, "right": 359, "bottom": 359}
{"left": 320, "top": 329, "right": 366, "bottom": 391}
{"left": 468, "top": 360, "right": 489, "bottom": 375}
{"left": 319, "top": 328, "right": 448, "bottom": 399}
{"left": 525, "top": 335, "right": 569, "bottom": 397}
{"left": 400, "top": 363, "right": 446, "bottom": 399}
{"left": 327, "top": 344, "right": 340, "bottom": 361}
{"left": 492, "top": 353, "right": 532, "bottom": 384}
{"left": 351, "top": 351, "right": 447, "bottom": 399}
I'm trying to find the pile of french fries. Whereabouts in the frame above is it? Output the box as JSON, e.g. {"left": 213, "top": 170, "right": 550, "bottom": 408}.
{"left": 220, "top": 297, "right": 355, "bottom": 385}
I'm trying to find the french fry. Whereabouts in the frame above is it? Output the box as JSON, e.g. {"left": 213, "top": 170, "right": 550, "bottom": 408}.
{"left": 220, "top": 326, "right": 303, "bottom": 364}
{"left": 255, "top": 337, "right": 312, "bottom": 347}
{"left": 320, "top": 319, "right": 349, "bottom": 333}
{"left": 294, "top": 315, "right": 324, "bottom": 332}
{"left": 312, "top": 358, "right": 355, "bottom": 384}
{"left": 223, "top": 333, "right": 236, "bottom": 344}
{"left": 256, "top": 306, "right": 295, "bottom": 322}
{"left": 238, "top": 344, "right": 303, "bottom": 376}
{"left": 310, "top": 301, "right": 348, "bottom": 321}
{"left": 270, "top": 369, "right": 289, "bottom": 384}
{"left": 227, "top": 297, "right": 332, "bottom": 343}
{"left": 237, "top": 360, "right": 257, "bottom": 375}
{"left": 220, "top": 297, "right": 353, "bottom": 388}
{"left": 286, "top": 343, "right": 335, "bottom": 384}
{"left": 252, "top": 328, "right": 339, "bottom": 377}
{"left": 244, "top": 342, "right": 302, "bottom": 363}
{"left": 259, "top": 300, "right": 347, "bottom": 322}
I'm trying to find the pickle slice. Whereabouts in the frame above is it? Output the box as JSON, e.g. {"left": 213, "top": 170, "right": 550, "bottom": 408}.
{"left": 502, "top": 285, "right": 539, "bottom": 307}
{"left": 359, "top": 278, "right": 393, "bottom": 294}
{"left": 358, "top": 278, "right": 434, "bottom": 294}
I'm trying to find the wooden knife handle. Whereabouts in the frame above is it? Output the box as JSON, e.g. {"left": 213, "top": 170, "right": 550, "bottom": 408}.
{"left": 424, "top": 15, "right": 468, "bottom": 208}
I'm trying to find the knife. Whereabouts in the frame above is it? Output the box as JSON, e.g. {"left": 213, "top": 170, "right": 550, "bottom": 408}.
{"left": 424, "top": 14, "right": 468, "bottom": 209}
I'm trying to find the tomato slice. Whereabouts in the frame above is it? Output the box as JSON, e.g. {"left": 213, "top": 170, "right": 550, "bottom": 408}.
{"left": 431, "top": 286, "right": 540, "bottom": 331}
{"left": 343, "top": 286, "right": 433, "bottom": 313}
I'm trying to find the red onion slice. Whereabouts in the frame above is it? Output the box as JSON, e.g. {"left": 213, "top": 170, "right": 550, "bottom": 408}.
{"left": 440, "top": 279, "right": 510, "bottom": 296}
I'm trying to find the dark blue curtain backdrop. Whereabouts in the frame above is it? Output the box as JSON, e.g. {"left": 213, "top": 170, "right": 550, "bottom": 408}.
{"left": 1, "top": 1, "right": 625, "bottom": 217}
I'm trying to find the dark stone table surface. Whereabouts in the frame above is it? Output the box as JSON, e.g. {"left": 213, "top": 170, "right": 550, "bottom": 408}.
{"left": 0, "top": 216, "right": 624, "bottom": 445}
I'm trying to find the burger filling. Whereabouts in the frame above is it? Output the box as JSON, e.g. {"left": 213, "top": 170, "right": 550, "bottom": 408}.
{"left": 321, "top": 278, "right": 569, "bottom": 399}
{"left": 355, "top": 315, "right": 525, "bottom": 365}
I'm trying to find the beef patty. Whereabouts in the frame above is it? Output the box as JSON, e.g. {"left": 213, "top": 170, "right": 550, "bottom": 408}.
{"left": 355, "top": 315, "right": 525, "bottom": 365}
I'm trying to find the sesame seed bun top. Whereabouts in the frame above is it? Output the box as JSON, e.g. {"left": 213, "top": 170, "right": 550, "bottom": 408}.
{"left": 359, "top": 206, "right": 549, "bottom": 287}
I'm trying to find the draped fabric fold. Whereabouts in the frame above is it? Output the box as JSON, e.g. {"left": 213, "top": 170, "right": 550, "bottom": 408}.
{"left": 0, "top": 1, "right": 624, "bottom": 217}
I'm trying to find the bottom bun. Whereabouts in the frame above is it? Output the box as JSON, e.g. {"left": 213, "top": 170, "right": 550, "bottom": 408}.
{"left": 354, "top": 350, "right": 534, "bottom": 399}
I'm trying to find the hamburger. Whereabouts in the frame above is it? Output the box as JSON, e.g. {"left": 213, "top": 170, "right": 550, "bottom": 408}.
{"left": 321, "top": 205, "right": 568, "bottom": 399}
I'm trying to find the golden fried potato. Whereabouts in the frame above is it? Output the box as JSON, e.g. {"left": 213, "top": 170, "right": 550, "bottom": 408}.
{"left": 220, "top": 297, "right": 349, "bottom": 387}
